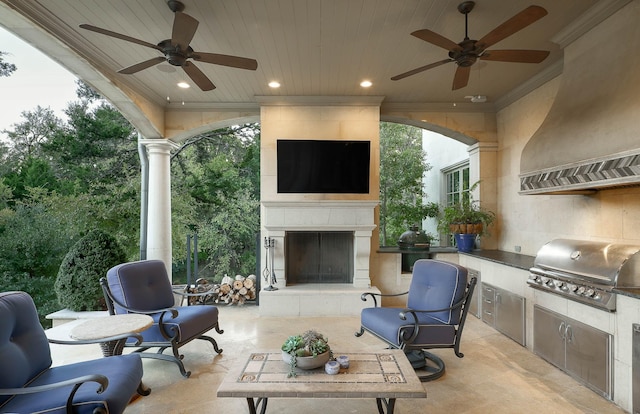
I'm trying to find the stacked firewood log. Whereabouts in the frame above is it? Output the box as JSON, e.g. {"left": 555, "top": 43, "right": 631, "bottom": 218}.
{"left": 215, "top": 274, "right": 257, "bottom": 305}
{"left": 182, "top": 274, "right": 257, "bottom": 306}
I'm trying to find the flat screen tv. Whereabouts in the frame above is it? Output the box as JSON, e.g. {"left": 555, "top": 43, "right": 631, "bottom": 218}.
{"left": 277, "top": 139, "right": 370, "bottom": 194}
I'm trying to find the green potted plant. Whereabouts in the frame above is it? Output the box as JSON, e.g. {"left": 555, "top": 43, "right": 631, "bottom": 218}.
{"left": 281, "top": 329, "right": 332, "bottom": 377}
{"left": 437, "top": 182, "right": 495, "bottom": 252}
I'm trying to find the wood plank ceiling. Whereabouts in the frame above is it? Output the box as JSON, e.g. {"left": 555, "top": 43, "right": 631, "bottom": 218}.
{"left": 0, "top": 0, "right": 601, "bottom": 110}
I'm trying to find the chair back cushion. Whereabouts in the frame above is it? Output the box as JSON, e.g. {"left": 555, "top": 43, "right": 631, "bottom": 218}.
{"left": 106, "top": 260, "right": 175, "bottom": 313}
{"left": 0, "top": 291, "right": 52, "bottom": 404}
{"left": 407, "top": 259, "right": 468, "bottom": 324}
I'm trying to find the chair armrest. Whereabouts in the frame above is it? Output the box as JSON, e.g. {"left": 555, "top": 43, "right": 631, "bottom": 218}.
{"left": 0, "top": 374, "right": 108, "bottom": 414}
{"left": 172, "top": 287, "right": 217, "bottom": 298}
{"left": 360, "top": 291, "right": 408, "bottom": 307}
{"left": 0, "top": 374, "right": 108, "bottom": 396}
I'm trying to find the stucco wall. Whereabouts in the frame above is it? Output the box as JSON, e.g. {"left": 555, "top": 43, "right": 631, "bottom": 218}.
{"left": 497, "top": 76, "right": 640, "bottom": 256}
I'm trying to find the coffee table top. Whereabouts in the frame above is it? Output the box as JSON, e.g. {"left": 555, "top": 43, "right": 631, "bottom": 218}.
{"left": 217, "top": 350, "right": 426, "bottom": 399}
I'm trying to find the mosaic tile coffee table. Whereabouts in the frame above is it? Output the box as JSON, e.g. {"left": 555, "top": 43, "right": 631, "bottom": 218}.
{"left": 217, "top": 350, "right": 426, "bottom": 414}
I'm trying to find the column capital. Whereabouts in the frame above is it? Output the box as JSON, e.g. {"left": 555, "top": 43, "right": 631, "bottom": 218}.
{"left": 468, "top": 141, "right": 498, "bottom": 155}
{"left": 139, "top": 139, "right": 181, "bottom": 153}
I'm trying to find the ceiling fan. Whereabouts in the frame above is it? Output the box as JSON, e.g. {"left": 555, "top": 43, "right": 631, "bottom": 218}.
{"left": 391, "top": 1, "right": 550, "bottom": 90}
{"left": 79, "top": 0, "right": 258, "bottom": 91}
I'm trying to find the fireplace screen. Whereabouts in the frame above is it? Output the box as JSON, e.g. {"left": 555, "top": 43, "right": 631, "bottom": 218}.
{"left": 285, "top": 232, "right": 353, "bottom": 284}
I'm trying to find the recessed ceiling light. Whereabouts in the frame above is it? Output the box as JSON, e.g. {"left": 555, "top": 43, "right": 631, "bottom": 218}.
{"left": 360, "top": 80, "right": 372, "bottom": 88}
{"left": 177, "top": 82, "right": 190, "bottom": 89}
{"left": 268, "top": 81, "right": 281, "bottom": 88}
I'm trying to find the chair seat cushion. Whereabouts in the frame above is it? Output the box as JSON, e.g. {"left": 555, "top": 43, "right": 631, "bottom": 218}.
{"left": 361, "top": 307, "right": 456, "bottom": 348}
{"left": 129, "top": 305, "right": 219, "bottom": 345}
{"left": 1, "top": 353, "right": 142, "bottom": 414}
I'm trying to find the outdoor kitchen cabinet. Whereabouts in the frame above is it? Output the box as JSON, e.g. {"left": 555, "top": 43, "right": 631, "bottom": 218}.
{"left": 481, "top": 282, "right": 526, "bottom": 346}
{"left": 533, "top": 305, "right": 612, "bottom": 399}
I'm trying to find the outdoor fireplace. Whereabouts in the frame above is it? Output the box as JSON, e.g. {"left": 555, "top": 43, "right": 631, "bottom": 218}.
{"left": 261, "top": 200, "right": 377, "bottom": 289}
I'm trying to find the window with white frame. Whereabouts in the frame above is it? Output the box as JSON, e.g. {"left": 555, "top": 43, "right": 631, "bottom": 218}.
{"left": 444, "top": 163, "right": 470, "bottom": 207}
{"left": 441, "top": 162, "right": 470, "bottom": 246}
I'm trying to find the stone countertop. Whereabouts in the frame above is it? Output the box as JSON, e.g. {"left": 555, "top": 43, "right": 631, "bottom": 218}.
{"left": 460, "top": 249, "right": 535, "bottom": 271}
{"left": 460, "top": 249, "right": 640, "bottom": 301}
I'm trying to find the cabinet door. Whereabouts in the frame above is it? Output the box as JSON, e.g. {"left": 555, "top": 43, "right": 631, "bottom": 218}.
{"left": 565, "top": 318, "right": 612, "bottom": 399}
{"left": 495, "top": 290, "right": 526, "bottom": 346}
{"left": 533, "top": 305, "right": 566, "bottom": 369}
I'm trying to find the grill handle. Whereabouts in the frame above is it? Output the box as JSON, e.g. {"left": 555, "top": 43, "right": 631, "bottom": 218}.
{"left": 559, "top": 321, "right": 566, "bottom": 339}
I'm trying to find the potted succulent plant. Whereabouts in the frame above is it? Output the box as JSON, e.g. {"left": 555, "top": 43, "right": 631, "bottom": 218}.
{"left": 281, "top": 329, "right": 332, "bottom": 377}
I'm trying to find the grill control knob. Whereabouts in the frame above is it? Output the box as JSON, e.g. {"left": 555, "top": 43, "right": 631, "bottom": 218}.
{"left": 568, "top": 284, "right": 578, "bottom": 292}
{"left": 545, "top": 279, "right": 555, "bottom": 286}
{"left": 541, "top": 277, "right": 549, "bottom": 285}
{"left": 529, "top": 275, "right": 539, "bottom": 283}
{"left": 585, "top": 288, "right": 596, "bottom": 297}
{"left": 577, "top": 286, "right": 586, "bottom": 295}
{"left": 554, "top": 280, "right": 565, "bottom": 289}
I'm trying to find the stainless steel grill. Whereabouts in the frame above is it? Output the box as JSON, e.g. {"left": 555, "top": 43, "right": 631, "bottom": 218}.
{"left": 528, "top": 239, "right": 640, "bottom": 311}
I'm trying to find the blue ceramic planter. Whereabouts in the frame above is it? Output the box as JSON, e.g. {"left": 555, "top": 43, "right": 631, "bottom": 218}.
{"left": 455, "top": 233, "right": 476, "bottom": 252}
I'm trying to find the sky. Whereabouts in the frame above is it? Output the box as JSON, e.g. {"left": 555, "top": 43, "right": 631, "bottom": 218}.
{"left": 0, "top": 27, "right": 78, "bottom": 141}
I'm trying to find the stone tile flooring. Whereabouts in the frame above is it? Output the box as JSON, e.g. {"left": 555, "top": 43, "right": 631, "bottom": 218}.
{"left": 50, "top": 305, "right": 627, "bottom": 413}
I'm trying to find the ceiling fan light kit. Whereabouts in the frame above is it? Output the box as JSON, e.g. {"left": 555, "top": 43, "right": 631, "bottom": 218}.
{"left": 79, "top": 0, "right": 258, "bottom": 92}
{"left": 392, "top": 1, "right": 550, "bottom": 90}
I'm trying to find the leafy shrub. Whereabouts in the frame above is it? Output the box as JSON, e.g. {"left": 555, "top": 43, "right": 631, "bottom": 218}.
{"left": 0, "top": 271, "right": 58, "bottom": 328}
{"left": 54, "top": 229, "right": 126, "bottom": 311}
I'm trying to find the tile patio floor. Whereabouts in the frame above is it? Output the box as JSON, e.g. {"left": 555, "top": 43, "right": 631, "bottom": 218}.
{"left": 49, "top": 304, "right": 626, "bottom": 414}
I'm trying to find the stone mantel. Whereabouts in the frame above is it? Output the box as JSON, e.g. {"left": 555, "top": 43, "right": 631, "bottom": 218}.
{"left": 262, "top": 200, "right": 378, "bottom": 232}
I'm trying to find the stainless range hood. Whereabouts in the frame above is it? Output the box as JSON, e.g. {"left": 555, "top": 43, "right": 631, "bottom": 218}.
{"left": 519, "top": 0, "right": 640, "bottom": 195}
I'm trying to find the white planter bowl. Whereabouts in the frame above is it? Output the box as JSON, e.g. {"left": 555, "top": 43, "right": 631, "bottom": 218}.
{"left": 282, "top": 350, "right": 330, "bottom": 370}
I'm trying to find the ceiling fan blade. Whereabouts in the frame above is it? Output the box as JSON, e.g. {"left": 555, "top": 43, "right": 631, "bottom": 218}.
{"left": 411, "top": 29, "right": 462, "bottom": 52}
{"left": 183, "top": 61, "right": 216, "bottom": 91}
{"left": 192, "top": 52, "right": 258, "bottom": 70}
{"left": 172, "top": 11, "right": 199, "bottom": 51}
{"left": 452, "top": 65, "right": 471, "bottom": 90}
{"left": 118, "top": 57, "right": 166, "bottom": 74}
{"left": 480, "top": 49, "right": 550, "bottom": 63}
{"left": 476, "top": 6, "right": 547, "bottom": 50}
{"left": 391, "top": 58, "right": 453, "bottom": 81}
{"left": 79, "top": 24, "right": 162, "bottom": 51}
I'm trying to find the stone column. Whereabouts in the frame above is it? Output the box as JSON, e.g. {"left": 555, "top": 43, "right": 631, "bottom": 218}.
{"left": 468, "top": 141, "right": 499, "bottom": 249}
{"left": 139, "top": 139, "right": 179, "bottom": 278}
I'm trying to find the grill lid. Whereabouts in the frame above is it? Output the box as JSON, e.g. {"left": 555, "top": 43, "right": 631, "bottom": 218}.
{"left": 532, "top": 238, "right": 640, "bottom": 287}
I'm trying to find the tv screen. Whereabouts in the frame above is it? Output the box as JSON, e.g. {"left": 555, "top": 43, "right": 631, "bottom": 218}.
{"left": 277, "top": 140, "right": 370, "bottom": 194}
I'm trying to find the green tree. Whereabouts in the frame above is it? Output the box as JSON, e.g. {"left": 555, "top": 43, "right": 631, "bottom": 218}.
{"left": 379, "top": 122, "right": 435, "bottom": 246}
{"left": 3, "top": 106, "right": 61, "bottom": 162}
{"left": 42, "top": 101, "right": 138, "bottom": 192}
{"left": 171, "top": 125, "right": 260, "bottom": 282}
{"left": 0, "top": 51, "right": 17, "bottom": 77}
{"left": 0, "top": 189, "right": 77, "bottom": 278}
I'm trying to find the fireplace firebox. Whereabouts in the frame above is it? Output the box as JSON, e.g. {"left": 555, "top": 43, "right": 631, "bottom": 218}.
{"left": 285, "top": 231, "right": 353, "bottom": 284}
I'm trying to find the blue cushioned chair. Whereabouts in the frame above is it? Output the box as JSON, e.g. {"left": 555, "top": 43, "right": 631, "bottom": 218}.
{"left": 356, "top": 259, "right": 476, "bottom": 381}
{"left": 101, "top": 260, "right": 223, "bottom": 378}
{"left": 0, "top": 291, "right": 145, "bottom": 414}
